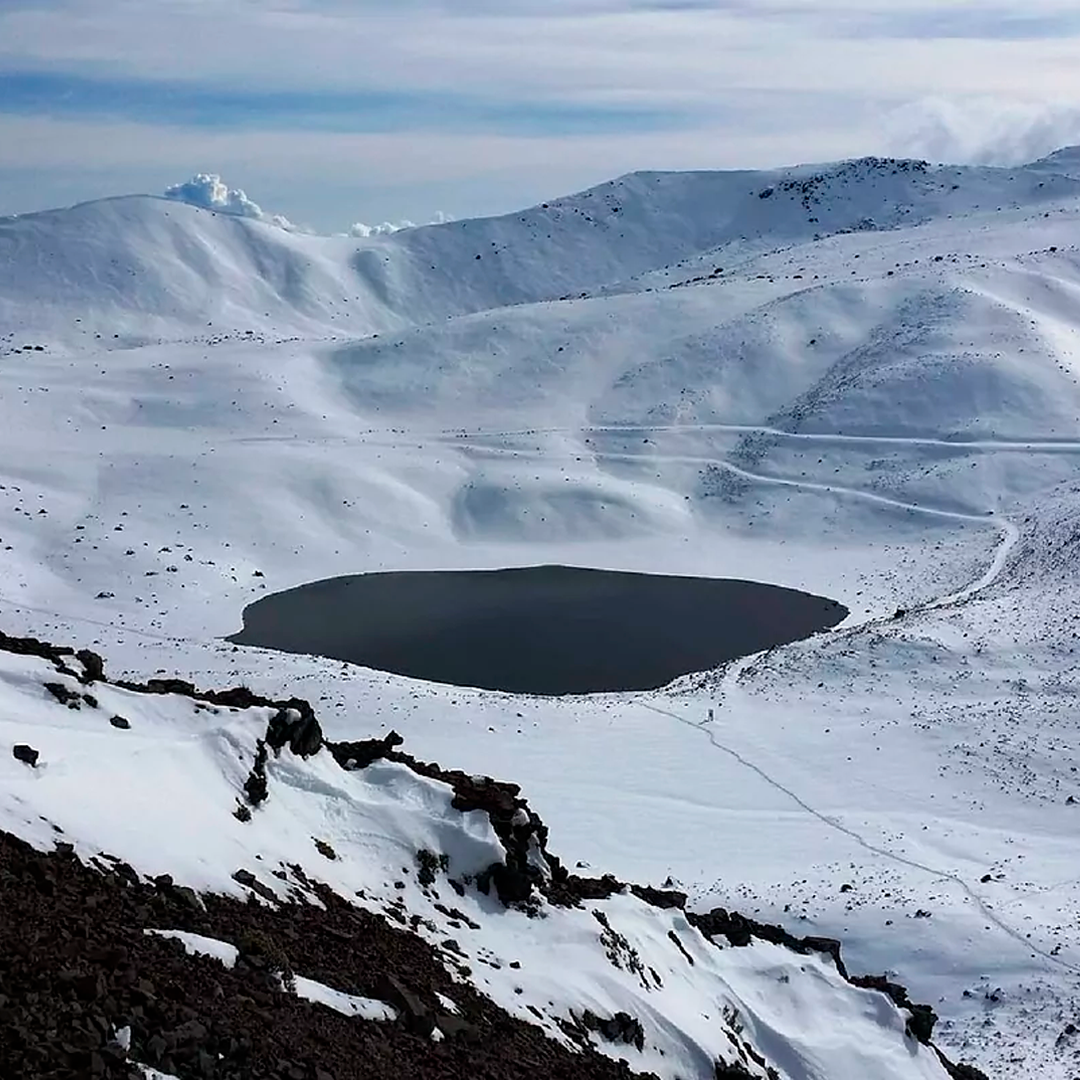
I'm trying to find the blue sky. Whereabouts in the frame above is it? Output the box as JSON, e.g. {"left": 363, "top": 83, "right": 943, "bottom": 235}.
{"left": 2, "top": 0, "right": 1080, "bottom": 231}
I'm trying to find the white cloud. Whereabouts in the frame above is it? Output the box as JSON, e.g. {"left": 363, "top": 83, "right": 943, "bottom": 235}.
{"left": 347, "top": 211, "right": 453, "bottom": 237}
{"left": 163, "top": 173, "right": 296, "bottom": 229}
{"left": 4, "top": 0, "right": 1080, "bottom": 231}
{"left": 884, "top": 97, "right": 1080, "bottom": 166}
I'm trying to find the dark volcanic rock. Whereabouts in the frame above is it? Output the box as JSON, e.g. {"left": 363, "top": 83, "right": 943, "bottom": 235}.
{"left": 689, "top": 907, "right": 847, "bottom": 979}
{"left": 43, "top": 681, "right": 82, "bottom": 708}
{"left": 581, "top": 1009, "right": 645, "bottom": 1052}
{"left": 329, "top": 731, "right": 404, "bottom": 771}
{"left": 630, "top": 884, "right": 688, "bottom": 910}
{"left": 851, "top": 974, "right": 937, "bottom": 1043}
{"left": 0, "top": 630, "right": 78, "bottom": 676}
{"left": 266, "top": 705, "right": 322, "bottom": 758}
{"left": 243, "top": 740, "right": 269, "bottom": 807}
{"left": 377, "top": 974, "right": 434, "bottom": 1037}
{"left": 12, "top": 743, "right": 39, "bottom": 767}
{"left": 75, "top": 648, "right": 106, "bottom": 684}
{"left": 0, "top": 829, "right": 654, "bottom": 1080}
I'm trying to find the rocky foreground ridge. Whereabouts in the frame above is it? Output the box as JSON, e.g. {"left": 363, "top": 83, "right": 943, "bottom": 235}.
{"left": 1, "top": 630, "right": 988, "bottom": 1080}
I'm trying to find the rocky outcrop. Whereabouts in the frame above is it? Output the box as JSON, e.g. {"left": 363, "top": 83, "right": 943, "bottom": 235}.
{"left": 688, "top": 908, "right": 847, "bottom": 982}
{"left": 0, "top": 829, "right": 651, "bottom": 1080}
{"left": 1, "top": 629, "right": 990, "bottom": 1080}
{"left": 850, "top": 974, "right": 938, "bottom": 1043}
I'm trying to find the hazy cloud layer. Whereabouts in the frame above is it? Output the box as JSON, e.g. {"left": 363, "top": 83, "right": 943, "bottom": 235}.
{"left": 886, "top": 98, "right": 1080, "bottom": 166}
{"left": 1, "top": 0, "right": 1079, "bottom": 227}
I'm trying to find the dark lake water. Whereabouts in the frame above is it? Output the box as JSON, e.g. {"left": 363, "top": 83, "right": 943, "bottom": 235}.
{"left": 229, "top": 566, "right": 846, "bottom": 695}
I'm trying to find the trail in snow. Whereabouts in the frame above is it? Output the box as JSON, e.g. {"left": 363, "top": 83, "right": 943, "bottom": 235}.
{"left": 433, "top": 424, "right": 1080, "bottom": 455}
{"left": 640, "top": 697, "right": 1080, "bottom": 975}
{"left": 232, "top": 425, "right": 1080, "bottom": 455}
{"left": 636, "top": 439, "right": 1045, "bottom": 970}
{"left": 451, "top": 436, "right": 1024, "bottom": 533}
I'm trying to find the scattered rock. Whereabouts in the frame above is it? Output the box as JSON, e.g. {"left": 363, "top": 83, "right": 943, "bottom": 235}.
{"left": 313, "top": 839, "right": 338, "bottom": 861}
{"left": 12, "top": 744, "right": 39, "bottom": 767}
{"left": 580, "top": 1008, "right": 645, "bottom": 1052}
{"left": 75, "top": 649, "right": 106, "bottom": 684}
{"left": 43, "top": 681, "right": 81, "bottom": 708}
{"left": 243, "top": 740, "right": 269, "bottom": 807}
{"left": 108, "top": 715, "right": 130, "bottom": 730}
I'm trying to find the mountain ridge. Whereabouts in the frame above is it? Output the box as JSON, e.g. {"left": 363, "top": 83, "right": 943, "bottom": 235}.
{"left": 6, "top": 146, "right": 1080, "bottom": 1077}
{"left": 5, "top": 151, "right": 1080, "bottom": 349}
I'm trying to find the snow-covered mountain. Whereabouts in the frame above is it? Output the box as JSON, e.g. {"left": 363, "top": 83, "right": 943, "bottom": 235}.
{"left": 4, "top": 154, "right": 1079, "bottom": 346}
{"left": 5, "top": 148, "right": 1080, "bottom": 1078}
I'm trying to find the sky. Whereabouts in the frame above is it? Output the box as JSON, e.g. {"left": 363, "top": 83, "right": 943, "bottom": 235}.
{"left": 2, "top": 0, "right": 1080, "bottom": 232}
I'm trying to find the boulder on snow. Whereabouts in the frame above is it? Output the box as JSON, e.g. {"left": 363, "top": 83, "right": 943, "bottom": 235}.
{"left": 12, "top": 744, "right": 40, "bottom": 767}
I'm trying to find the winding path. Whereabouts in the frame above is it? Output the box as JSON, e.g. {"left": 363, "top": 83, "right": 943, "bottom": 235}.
{"left": 609, "top": 433, "right": 1069, "bottom": 972}
{"left": 640, "top": 695, "right": 1080, "bottom": 975}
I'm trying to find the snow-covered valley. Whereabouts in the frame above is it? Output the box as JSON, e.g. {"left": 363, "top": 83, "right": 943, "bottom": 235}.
{"left": 4, "top": 150, "right": 1080, "bottom": 1078}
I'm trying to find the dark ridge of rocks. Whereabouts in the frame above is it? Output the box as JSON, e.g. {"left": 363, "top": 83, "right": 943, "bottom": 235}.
{"left": 329, "top": 731, "right": 404, "bottom": 771}
{"left": 629, "top": 884, "right": 688, "bottom": 910}
{"left": 687, "top": 908, "right": 848, "bottom": 982}
{"left": 0, "top": 830, "right": 655, "bottom": 1080}
{"left": 331, "top": 735, "right": 553, "bottom": 909}
{"left": 1, "top": 630, "right": 991, "bottom": 1079}
{"left": 0, "top": 629, "right": 79, "bottom": 676}
{"left": 242, "top": 740, "right": 269, "bottom": 807}
{"left": 76, "top": 648, "right": 106, "bottom": 684}
{"left": 0, "top": 631, "right": 104, "bottom": 686}
{"left": 579, "top": 1010, "right": 645, "bottom": 1053}
{"left": 328, "top": 732, "right": 629, "bottom": 911}
{"left": 935, "top": 1050, "right": 991, "bottom": 1080}
{"left": 111, "top": 675, "right": 322, "bottom": 761}
{"left": 266, "top": 707, "right": 322, "bottom": 758}
{"left": 850, "top": 974, "right": 937, "bottom": 1044}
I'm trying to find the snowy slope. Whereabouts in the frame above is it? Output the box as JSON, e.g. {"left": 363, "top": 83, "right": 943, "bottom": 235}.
{"left": 0, "top": 639, "right": 954, "bottom": 1080}
{"left": 5, "top": 147, "right": 1080, "bottom": 1076}
{"left": 4, "top": 154, "right": 1080, "bottom": 349}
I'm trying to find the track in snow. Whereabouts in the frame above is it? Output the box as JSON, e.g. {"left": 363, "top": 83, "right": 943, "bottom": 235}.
{"left": 634, "top": 432, "right": 1048, "bottom": 972}
{"left": 641, "top": 695, "right": 1080, "bottom": 976}
{"left": 432, "top": 423, "right": 1080, "bottom": 455}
